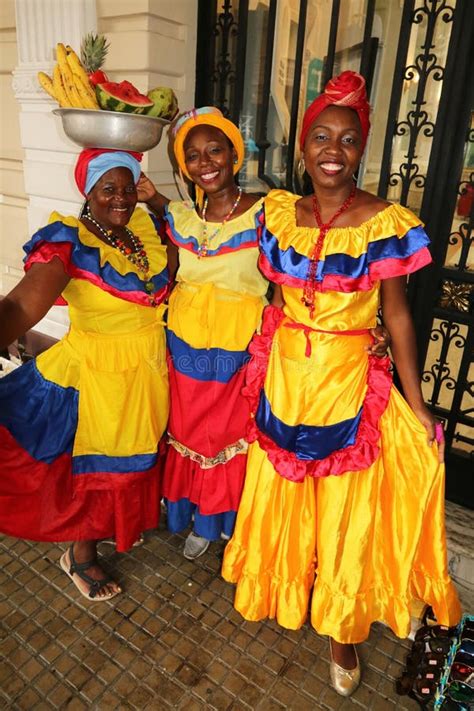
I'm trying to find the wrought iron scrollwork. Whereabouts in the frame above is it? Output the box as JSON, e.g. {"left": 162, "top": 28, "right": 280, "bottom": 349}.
{"left": 389, "top": 160, "right": 426, "bottom": 192}
{"left": 404, "top": 53, "right": 444, "bottom": 84}
{"left": 210, "top": 0, "right": 240, "bottom": 116}
{"left": 459, "top": 380, "right": 474, "bottom": 419}
{"left": 387, "top": 0, "right": 455, "bottom": 206}
{"left": 450, "top": 171, "right": 474, "bottom": 270}
{"left": 412, "top": 0, "right": 455, "bottom": 25}
{"left": 422, "top": 320, "right": 466, "bottom": 406}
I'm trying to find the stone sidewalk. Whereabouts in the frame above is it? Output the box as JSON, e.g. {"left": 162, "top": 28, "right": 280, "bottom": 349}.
{"left": 0, "top": 521, "right": 424, "bottom": 711}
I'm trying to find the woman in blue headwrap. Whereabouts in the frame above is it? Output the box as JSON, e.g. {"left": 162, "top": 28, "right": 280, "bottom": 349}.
{"left": 0, "top": 148, "right": 171, "bottom": 601}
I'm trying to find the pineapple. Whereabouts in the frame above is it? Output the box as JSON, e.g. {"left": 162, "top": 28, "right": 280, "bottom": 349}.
{"left": 80, "top": 32, "right": 110, "bottom": 85}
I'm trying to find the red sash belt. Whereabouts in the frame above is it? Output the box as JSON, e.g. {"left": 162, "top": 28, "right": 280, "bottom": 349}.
{"left": 284, "top": 322, "right": 370, "bottom": 357}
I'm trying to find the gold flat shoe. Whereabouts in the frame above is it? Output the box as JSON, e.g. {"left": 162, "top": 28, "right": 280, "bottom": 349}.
{"left": 329, "top": 639, "right": 361, "bottom": 697}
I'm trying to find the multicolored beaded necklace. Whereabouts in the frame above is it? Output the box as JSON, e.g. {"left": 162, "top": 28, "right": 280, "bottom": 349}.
{"left": 198, "top": 186, "right": 243, "bottom": 258}
{"left": 83, "top": 208, "right": 158, "bottom": 306}
{"left": 301, "top": 183, "right": 357, "bottom": 319}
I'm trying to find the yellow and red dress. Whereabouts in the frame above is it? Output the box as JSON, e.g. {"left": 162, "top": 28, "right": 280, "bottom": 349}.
{"left": 162, "top": 199, "right": 268, "bottom": 539}
{"left": 0, "top": 208, "right": 170, "bottom": 552}
{"left": 222, "top": 190, "right": 461, "bottom": 643}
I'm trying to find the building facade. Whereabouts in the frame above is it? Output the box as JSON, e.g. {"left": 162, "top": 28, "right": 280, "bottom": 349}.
{"left": 0, "top": 0, "right": 472, "bottom": 503}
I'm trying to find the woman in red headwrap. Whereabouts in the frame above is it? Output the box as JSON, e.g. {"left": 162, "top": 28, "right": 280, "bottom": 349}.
{"left": 222, "top": 71, "right": 461, "bottom": 695}
{"left": 0, "top": 148, "right": 170, "bottom": 601}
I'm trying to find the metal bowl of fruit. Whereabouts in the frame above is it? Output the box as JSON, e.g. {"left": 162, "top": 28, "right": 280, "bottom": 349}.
{"left": 53, "top": 107, "right": 171, "bottom": 152}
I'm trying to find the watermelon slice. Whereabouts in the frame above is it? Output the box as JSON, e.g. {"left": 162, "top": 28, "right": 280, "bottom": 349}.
{"left": 96, "top": 81, "right": 154, "bottom": 114}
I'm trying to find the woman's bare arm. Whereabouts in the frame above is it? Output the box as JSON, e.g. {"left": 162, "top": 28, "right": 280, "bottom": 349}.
{"left": 381, "top": 275, "right": 443, "bottom": 461}
{"left": 0, "top": 258, "right": 70, "bottom": 349}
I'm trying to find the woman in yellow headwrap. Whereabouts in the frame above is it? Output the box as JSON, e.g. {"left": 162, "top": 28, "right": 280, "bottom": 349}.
{"left": 139, "top": 107, "right": 267, "bottom": 559}
{"left": 139, "top": 106, "right": 389, "bottom": 561}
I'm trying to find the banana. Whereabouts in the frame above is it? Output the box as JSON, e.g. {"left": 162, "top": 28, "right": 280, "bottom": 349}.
{"left": 37, "top": 44, "right": 99, "bottom": 110}
{"left": 37, "top": 71, "right": 57, "bottom": 101}
{"left": 56, "top": 43, "right": 83, "bottom": 107}
{"left": 55, "top": 42, "right": 69, "bottom": 67}
{"left": 65, "top": 45, "right": 97, "bottom": 103}
{"left": 74, "top": 76, "right": 100, "bottom": 109}
{"left": 52, "top": 63, "right": 72, "bottom": 107}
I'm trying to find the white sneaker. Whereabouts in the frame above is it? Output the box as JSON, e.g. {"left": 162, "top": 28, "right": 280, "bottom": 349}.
{"left": 220, "top": 532, "right": 230, "bottom": 541}
{"left": 183, "top": 532, "right": 210, "bottom": 560}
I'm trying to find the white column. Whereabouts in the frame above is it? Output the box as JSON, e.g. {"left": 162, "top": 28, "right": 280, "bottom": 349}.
{"left": 12, "top": 0, "right": 97, "bottom": 338}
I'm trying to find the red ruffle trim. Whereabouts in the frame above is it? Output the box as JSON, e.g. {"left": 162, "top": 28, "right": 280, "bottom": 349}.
{"left": 243, "top": 305, "right": 393, "bottom": 482}
{"left": 258, "top": 252, "right": 374, "bottom": 291}
{"left": 369, "top": 247, "right": 432, "bottom": 281}
{"left": 162, "top": 444, "right": 247, "bottom": 515}
{"left": 258, "top": 249, "right": 432, "bottom": 293}
{"left": 25, "top": 241, "right": 169, "bottom": 308}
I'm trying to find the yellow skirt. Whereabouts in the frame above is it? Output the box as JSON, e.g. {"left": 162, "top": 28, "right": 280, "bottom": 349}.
{"left": 222, "top": 387, "right": 461, "bottom": 643}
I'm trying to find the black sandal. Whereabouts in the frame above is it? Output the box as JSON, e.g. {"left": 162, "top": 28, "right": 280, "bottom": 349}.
{"left": 60, "top": 546, "right": 120, "bottom": 601}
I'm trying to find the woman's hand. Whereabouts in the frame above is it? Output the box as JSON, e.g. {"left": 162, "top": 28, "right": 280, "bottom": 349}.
{"left": 410, "top": 402, "right": 445, "bottom": 463}
{"left": 367, "top": 325, "right": 391, "bottom": 357}
{"left": 137, "top": 173, "right": 158, "bottom": 203}
{"left": 137, "top": 173, "right": 170, "bottom": 218}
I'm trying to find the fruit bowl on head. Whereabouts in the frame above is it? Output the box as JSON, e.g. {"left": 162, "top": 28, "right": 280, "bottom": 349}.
{"left": 53, "top": 107, "right": 171, "bottom": 152}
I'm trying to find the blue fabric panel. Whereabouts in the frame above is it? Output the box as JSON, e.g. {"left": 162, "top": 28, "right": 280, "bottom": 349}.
{"left": 367, "top": 225, "right": 430, "bottom": 263}
{"left": 166, "top": 329, "right": 249, "bottom": 383}
{"left": 72, "top": 452, "right": 158, "bottom": 474}
{"left": 165, "top": 498, "right": 237, "bottom": 540}
{"left": 0, "top": 360, "right": 78, "bottom": 463}
{"left": 259, "top": 227, "right": 310, "bottom": 281}
{"left": 164, "top": 206, "right": 260, "bottom": 255}
{"left": 255, "top": 391, "right": 362, "bottom": 461}
{"left": 260, "top": 224, "right": 430, "bottom": 282}
{"left": 24, "top": 221, "right": 169, "bottom": 295}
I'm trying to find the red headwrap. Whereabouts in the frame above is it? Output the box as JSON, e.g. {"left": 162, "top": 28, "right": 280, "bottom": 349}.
{"left": 300, "top": 71, "right": 370, "bottom": 151}
{"left": 74, "top": 148, "right": 143, "bottom": 196}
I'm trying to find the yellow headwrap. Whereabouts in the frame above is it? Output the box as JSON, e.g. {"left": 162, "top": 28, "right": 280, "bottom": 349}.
{"left": 172, "top": 106, "right": 245, "bottom": 208}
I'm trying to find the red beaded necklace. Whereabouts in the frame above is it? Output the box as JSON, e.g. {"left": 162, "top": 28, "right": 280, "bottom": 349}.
{"left": 301, "top": 183, "right": 357, "bottom": 319}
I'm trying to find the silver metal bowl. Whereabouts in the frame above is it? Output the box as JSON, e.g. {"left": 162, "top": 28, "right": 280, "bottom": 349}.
{"left": 53, "top": 108, "right": 170, "bottom": 152}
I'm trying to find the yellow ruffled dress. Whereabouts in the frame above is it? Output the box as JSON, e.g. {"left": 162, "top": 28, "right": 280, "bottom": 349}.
{"left": 0, "top": 208, "right": 170, "bottom": 552}
{"left": 222, "top": 190, "right": 461, "bottom": 643}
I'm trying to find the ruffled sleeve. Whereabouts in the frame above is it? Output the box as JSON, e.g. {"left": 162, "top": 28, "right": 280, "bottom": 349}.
{"left": 23, "top": 209, "right": 170, "bottom": 307}
{"left": 23, "top": 217, "right": 78, "bottom": 305}
{"left": 259, "top": 191, "right": 432, "bottom": 292}
{"left": 365, "top": 204, "right": 432, "bottom": 280}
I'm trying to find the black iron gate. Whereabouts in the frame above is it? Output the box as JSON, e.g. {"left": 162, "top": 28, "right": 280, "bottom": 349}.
{"left": 195, "top": 0, "right": 474, "bottom": 508}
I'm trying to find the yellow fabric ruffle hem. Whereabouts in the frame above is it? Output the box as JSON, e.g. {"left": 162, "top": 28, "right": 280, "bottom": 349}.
{"left": 222, "top": 392, "right": 462, "bottom": 644}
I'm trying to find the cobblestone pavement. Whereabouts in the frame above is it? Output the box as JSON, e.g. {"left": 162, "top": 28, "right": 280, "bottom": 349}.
{"left": 0, "top": 521, "right": 420, "bottom": 711}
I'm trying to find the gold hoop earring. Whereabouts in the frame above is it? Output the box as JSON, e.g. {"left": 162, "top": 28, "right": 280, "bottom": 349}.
{"left": 297, "top": 157, "right": 306, "bottom": 179}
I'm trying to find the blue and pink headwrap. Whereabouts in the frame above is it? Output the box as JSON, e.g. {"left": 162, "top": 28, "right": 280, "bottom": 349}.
{"left": 74, "top": 148, "right": 143, "bottom": 196}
